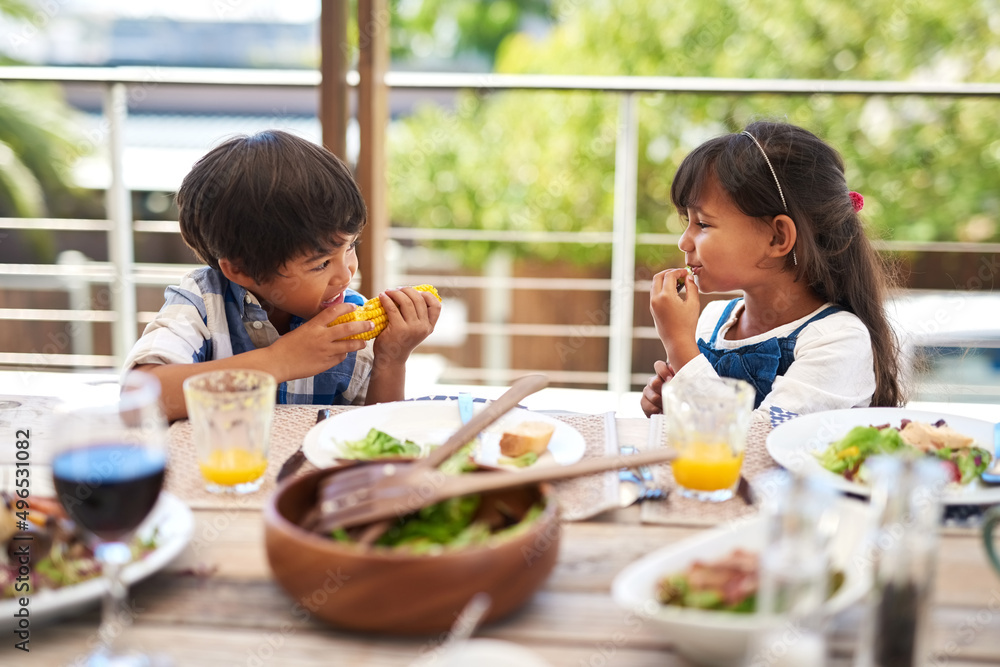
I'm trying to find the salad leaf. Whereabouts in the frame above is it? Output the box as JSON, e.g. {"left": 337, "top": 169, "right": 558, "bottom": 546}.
{"left": 328, "top": 494, "right": 546, "bottom": 554}
{"left": 439, "top": 442, "right": 479, "bottom": 475}
{"left": 337, "top": 428, "right": 422, "bottom": 459}
{"left": 815, "top": 425, "right": 908, "bottom": 479}
{"left": 377, "top": 494, "right": 482, "bottom": 549}
{"left": 499, "top": 451, "right": 539, "bottom": 468}
{"left": 953, "top": 447, "right": 991, "bottom": 485}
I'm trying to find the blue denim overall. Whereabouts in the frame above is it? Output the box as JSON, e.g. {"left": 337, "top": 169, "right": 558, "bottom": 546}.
{"left": 696, "top": 299, "right": 841, "bottom": 408}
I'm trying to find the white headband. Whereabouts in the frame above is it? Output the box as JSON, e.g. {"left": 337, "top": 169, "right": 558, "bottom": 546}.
{"left": 741, "top": 130, "right": 787, "bottom": 213}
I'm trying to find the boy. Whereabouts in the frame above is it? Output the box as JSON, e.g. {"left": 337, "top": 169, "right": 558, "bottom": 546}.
{"left": 123, "top": 130, "right": 441, "bottom": 420}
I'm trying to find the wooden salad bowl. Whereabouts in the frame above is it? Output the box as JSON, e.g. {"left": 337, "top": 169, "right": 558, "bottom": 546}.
{"left": 263, "top": 465, "right": 561, "bottom": 635}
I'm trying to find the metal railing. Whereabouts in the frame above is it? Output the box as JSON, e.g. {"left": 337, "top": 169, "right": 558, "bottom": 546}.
{"left": 2, "top": 66, "right": 1000, "bottom": 389}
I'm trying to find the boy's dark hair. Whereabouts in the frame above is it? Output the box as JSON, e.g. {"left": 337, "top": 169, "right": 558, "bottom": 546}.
{"left": 176, "top": 130, "right": 367, "bottom": 283}
{"left": 670, "top": 120, "right": 904, "bottom": 407}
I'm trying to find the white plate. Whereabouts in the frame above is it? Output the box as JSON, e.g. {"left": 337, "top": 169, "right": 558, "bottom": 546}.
{"left": 0, "top": 492, "right": 194, "bottom": 627}
{"left": 302, "top": 399, "right": 586, "bottom": 469}
{"left": 612, "top": 498, "right": 871, "bottom": 667}
{"left": 766, "top": 407, "right": 1000, "bottom": 505}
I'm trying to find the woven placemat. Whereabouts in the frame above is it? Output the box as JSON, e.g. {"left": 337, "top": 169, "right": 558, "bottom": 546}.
{"left": 165, "top": 405, "right": 619, "bottom": 520}
{"left": 549, "top": 413, "right": 620, "bottom": 521}
{"left": 639, "top": 416, "right": 779, "bottom": 527}
{"left": 165, "top": 405, "right": 353, "bottom": 509}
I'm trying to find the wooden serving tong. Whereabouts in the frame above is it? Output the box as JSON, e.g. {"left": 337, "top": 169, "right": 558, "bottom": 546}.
{"left": 302, "top": 374, "right": 549, "bottom": 539}
{"left": 312, "top": 446, "right": 676, "bottom": 535}
{"left": 304, "top": 373, "right": 676, "bottom": 536}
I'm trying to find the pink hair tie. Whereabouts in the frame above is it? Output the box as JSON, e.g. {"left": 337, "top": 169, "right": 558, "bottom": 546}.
{"left": 849, "top": 191, "right": 864, "bottom": 213}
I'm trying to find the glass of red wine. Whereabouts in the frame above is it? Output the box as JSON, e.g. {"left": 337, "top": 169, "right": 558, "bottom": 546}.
{"left": 51, "top": 371, "right": 168, "bottom": 666}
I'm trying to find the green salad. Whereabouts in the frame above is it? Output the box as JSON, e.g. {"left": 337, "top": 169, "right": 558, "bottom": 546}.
{"left": 330, "top": 495, "right": 545, "bottom": 553}
{"left": 655, "top": 548, "right": 844, "bottom": 613}
{"left": 326, "top": 431, "right": 543, "bottom": 553}
{"left": 815, "top": 420, "right": 991, "bottom": 485}
{"left": 336, "top": 428, "right": 422, "bottom": 459}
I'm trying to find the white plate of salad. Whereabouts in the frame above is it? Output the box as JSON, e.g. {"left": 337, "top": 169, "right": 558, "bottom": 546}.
{"left": 612, "top": 498, "right": 871, "bottom": 666}
{"left": 302, "top": 399, "right": 586, "bottom": 470}
{"left": 766, "top": 407, "right": 1000, "bottom": 505}
{"left": 0, "top": 491, "right": 193, "bottom": 627}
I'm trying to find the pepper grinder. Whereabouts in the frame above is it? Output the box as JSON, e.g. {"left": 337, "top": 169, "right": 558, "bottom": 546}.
{"left": 854, "top": 456, "right": 947, "bottom": 667}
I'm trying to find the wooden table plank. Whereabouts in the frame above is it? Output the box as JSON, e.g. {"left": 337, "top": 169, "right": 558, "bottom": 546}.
{"left": 3, "top": 622, "right": 700, "bottom": 666}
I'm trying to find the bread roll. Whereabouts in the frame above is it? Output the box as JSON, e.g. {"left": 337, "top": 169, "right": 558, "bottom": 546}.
{"left": 499, "top": 421, "right": 556, "bottom": 457}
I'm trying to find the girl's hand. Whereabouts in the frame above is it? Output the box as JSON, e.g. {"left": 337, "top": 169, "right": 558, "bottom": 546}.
{"left": 371, "top": 287, "right": 442, "bottom": 364}
{"left": 650, "top": 268, "right": 701, "bottom": 369}
{"left": 271, "top": 303, "right": 370, "bottom": 378}
{"left": 640, "top": 360, "right": 675, "bottom": 417}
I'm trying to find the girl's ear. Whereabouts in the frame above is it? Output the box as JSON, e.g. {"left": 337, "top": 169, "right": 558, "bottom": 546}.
{"left": 769, "top": 214, "right": 798, "bottom": 261}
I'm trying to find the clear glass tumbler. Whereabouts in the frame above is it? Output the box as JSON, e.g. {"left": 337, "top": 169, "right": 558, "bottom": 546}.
{"left": 183, "top": 369, "right": 276, "bottom": 494}
{"left": 661, "top": 376, "right": 754, "bottom": 501}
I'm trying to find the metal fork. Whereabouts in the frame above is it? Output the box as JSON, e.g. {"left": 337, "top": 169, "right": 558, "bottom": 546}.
{"left": 620, "top": 444, "right": 667, "bottom": 502}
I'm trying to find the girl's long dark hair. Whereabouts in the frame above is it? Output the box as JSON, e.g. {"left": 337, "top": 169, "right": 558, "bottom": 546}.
{"left": 670, "top": 120, "right": 904, "bottom": 407}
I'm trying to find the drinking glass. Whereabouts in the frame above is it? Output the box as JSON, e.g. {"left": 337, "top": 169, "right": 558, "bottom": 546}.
{"left": 183, "top": 369, "right": 276, "bottom": 494}
{"left": 854, "top": 456, "right": 947, "bottom": 667}
{"left": 661, "top": 377, "right": 754, "bottom": 501}
{"left": 51, "top": 370, "right": 168, "bottom": 666}
{"left": 744, "top": 470, "right": 840, "bottom": 667}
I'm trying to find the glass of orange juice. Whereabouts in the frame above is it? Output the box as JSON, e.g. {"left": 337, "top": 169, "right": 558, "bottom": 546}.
{"left": 662, "top": 377, "right": 754, "bottom": 502}
{"left": 183, "top": 369, "right": 276, "bottom": 494}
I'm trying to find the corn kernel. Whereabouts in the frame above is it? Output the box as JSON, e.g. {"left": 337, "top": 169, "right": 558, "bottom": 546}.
{"left": 328, "top": 285, "right": 441, "bottom": 340}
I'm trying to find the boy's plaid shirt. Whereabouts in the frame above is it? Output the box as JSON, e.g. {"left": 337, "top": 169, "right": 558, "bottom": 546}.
{"left": 123, "top": 267, "right": 372, "bottom": 406}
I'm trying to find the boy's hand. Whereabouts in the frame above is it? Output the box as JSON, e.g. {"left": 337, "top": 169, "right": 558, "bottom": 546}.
{"left": 650, "top": 268, "right": 701, "bottom": 369}
{"left": 640, "top": 360, "right": 675, "bottom": 417}
{"left": 371, "top": 287, "right": 442, "bottom": 363}
{"left": 272, "top": 302, "right": 371, "bottom": 378}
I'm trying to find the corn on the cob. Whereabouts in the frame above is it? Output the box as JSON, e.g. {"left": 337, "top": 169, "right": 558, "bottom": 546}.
{"left": 329, "top": 284, "right": 441, "bottom": 340}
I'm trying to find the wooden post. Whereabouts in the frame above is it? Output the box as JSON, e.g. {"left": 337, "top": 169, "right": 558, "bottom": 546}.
{"left": 319, "top": 0, "right": 349, "bottom": 160}
{"left": 356, "top": 0, "right": 389, "bottom": 297}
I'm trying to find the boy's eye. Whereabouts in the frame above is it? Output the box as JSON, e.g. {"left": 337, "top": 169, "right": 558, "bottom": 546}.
{"left": 349, "top": 238, "right": 361, "bottom": 249}
{"left": 313, "top": 260, "right": 331, "bottom": 272}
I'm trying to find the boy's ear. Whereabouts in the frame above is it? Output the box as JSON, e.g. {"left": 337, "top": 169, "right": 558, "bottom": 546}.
{"left": 769, "top": 214, "right": 798, "bottom": 259}
{"left": 218, "top": 258, "right": 257, "bottom": 289}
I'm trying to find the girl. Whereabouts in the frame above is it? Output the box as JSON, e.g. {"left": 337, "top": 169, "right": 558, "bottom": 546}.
{"left": 641, "top": 121, "right": 903, "bottom": 423}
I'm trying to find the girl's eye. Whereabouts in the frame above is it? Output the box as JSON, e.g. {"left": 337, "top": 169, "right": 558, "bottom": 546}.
{"left": 350, "top": 239, "right": 361, "bottom": 250}
{"left": 695, "top": 221, "right": 709, "bottom": 230}
{"left": 314, "top": 260, "right": 331, "bottom": 272}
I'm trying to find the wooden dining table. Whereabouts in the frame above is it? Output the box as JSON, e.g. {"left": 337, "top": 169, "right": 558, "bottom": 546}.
{"left": 3, "top": 380, "right": 1000, "bottom": 666}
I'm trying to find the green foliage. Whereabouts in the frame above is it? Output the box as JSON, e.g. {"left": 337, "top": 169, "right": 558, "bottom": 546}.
{"left": 0, "top": 0, "right": 32, "bottom": 21}
{"left": 388, "top": 0, "right": 1000, "bottom": 267}
{"left": 0, "top": 7, "right": 86, "bottom": 193}
{"left": 390, "top": 0, "right": 553, "bottom": 65}
{"left": 0, "top": 1, "right": 91, "bottom": 261}
{"left": 0, "top": 83, "right": 81, "bottom": 213}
